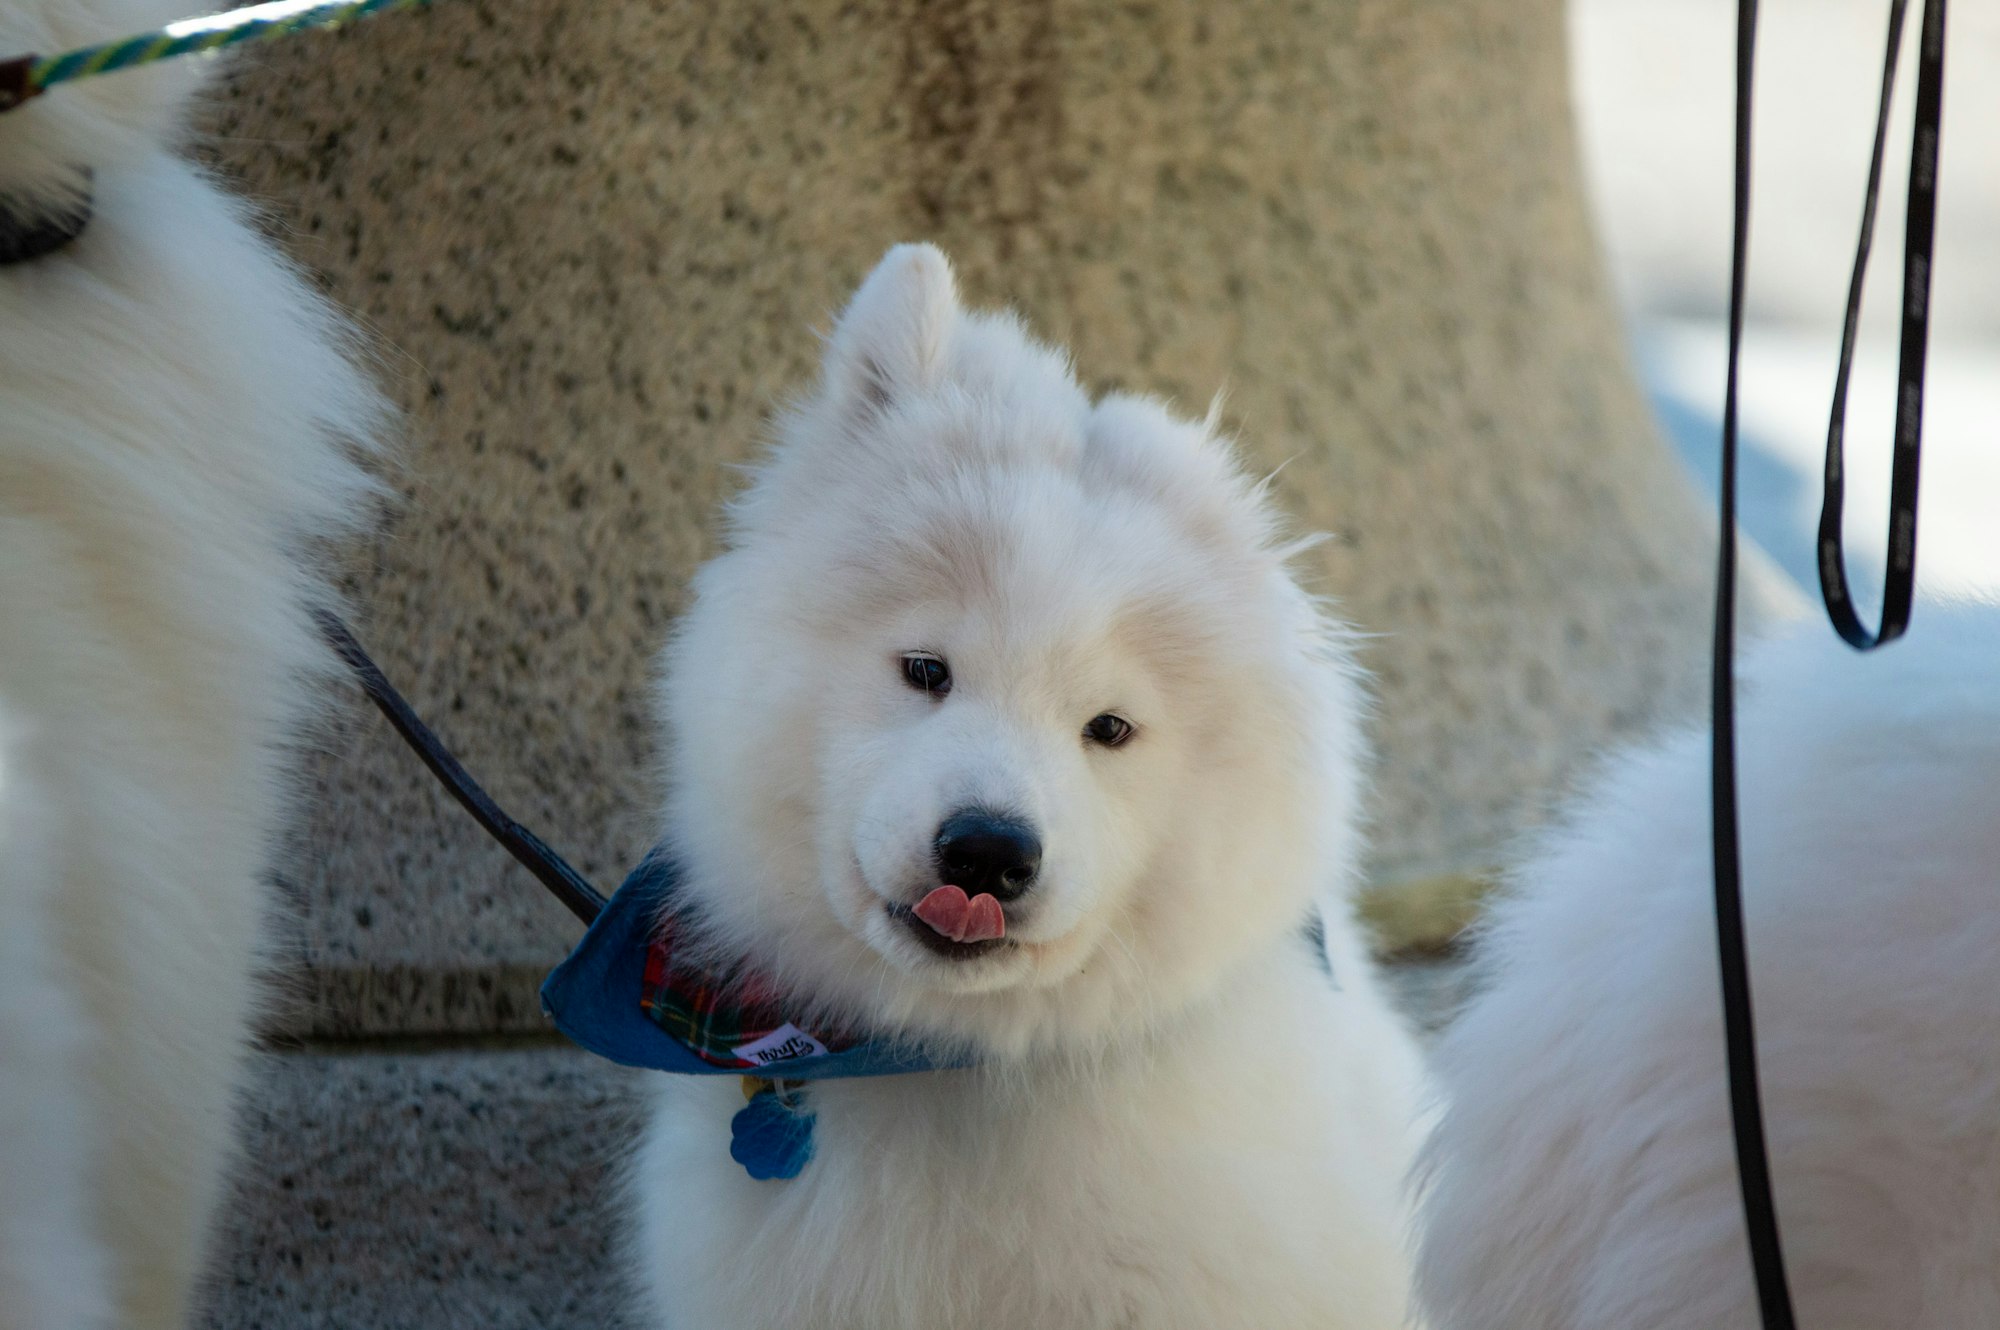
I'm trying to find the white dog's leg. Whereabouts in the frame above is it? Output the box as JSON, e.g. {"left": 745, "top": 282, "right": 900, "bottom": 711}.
{"left": 0, "top": 722, "right": 113, "bottom": 1330}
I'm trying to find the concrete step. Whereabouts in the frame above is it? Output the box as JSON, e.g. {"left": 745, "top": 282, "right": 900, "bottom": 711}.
{"left": 196, "top": 1044, "right": 633, "bottom": 1330}
{"left": 197, "top": 958, "right": 1471, "bottom": 1328}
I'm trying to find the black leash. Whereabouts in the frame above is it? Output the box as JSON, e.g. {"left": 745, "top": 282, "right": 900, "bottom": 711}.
{"left": 313, "top": 609, "right": 607, "bottom": 926}
{"left": 1714, "top": 2, "right": 1945, "bottom": 1326}
{"left": 1712, "top": 3, "right": 1791, "bottom": 1318}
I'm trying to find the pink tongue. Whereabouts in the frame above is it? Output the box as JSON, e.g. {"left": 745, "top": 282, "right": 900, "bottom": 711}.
{"left": 913, "top": 885, "right": 1006, "bottom": 943}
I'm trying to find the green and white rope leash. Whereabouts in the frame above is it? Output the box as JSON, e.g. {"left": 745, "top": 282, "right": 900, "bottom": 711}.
{"left": 0, "top": 0, "right": 428, "bottom": 114}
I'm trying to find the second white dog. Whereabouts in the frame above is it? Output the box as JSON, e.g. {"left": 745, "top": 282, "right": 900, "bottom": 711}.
{"left": 0, "top": 3, "right": 384, "bottom": 1324}
{"left": 626, "top": 245, "right": 1426, "bottom": 1329}
{"left": 1416, "top": 602, "right": 2000, "bottom": 1329}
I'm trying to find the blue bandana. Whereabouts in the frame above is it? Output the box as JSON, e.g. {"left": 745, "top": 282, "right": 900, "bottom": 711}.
{"left": 540, "top": 851, "right": 960, "bottom": 1177}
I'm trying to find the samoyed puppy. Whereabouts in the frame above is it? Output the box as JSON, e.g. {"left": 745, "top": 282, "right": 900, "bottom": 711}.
{"left": 1415, "top": 603, "right": 2000, "bottom": 1329}
{"left": 628, "top": 244, "right": 1427, "bottom": 1329}
{"left": 0, "top": 4, "right": 383, "bottom": 1326}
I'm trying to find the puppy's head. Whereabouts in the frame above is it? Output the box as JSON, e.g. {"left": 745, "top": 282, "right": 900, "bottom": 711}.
{"left": 661, "top": 245, "right": 1365, "bottom": 1058}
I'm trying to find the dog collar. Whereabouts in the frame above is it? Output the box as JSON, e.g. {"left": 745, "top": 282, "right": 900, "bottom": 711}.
{"left": 0, "top": 171, "right": 92, "bottom": 265}
{"left": 542, "top": 850, "right": 965, "bottom": 1178}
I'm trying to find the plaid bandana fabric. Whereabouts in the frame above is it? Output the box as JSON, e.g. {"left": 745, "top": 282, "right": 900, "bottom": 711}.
{"left": 541, "top": 848, "right": 952, "bottom": 1081}
{"left": 540, "top": 851, "right": 975, "bottom": 1179}
{"left": 638, "top": 913, "right": 859, "bottom": 1070}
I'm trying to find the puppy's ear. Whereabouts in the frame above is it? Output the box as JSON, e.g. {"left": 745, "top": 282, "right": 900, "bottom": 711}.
{"left": 825, "top": 244, "right": 959, "bottom": 418}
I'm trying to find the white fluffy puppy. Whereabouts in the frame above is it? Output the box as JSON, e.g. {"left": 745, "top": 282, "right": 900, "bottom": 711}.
{"left": 1416, "top": 603, "right": 2000, "bottom": 1329}
{"left": 0, "top": 5, "right": 382, "bottom": 1326}
{"left": 629, "top": 245, "right": 1427, "bottom": 1329}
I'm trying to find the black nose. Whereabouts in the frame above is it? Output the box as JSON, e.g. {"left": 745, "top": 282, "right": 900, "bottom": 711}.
{"left": 934, "top": 810, "right": 1042, "bottom": 902}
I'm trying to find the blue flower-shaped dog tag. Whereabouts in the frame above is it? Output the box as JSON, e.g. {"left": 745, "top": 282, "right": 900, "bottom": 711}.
{"left": 730, "top": 1085, "right": 816, "bottom": 1180}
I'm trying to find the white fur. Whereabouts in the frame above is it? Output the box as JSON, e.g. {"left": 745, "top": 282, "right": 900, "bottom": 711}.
{"left": 0, "top": 5, "right": 384, "bottom": 1325}
{"left": 630, "top": 245, "right": 1426, "bottom": 1328}
{"left": 1415, "top": 601, "right": 2000, "bottom": 1329}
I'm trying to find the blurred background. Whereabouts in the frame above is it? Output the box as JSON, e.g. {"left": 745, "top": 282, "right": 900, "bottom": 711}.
{"left": 1578, "top": 0, "right": 1999, "bottom": 600}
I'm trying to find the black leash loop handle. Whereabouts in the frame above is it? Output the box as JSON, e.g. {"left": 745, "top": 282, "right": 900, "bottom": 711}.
{"left": 1818, "top": 0, "right": 1948, "bottom": 651}
{"left": 314, "top": 608, "right": 607, "bottom": 926}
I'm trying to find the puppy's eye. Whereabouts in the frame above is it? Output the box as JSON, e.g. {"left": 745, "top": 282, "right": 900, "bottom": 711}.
{"left": 901, "top": 653, "right": 951, "bottom": 696}
{"left": 1083, "top": 713, "right": 1134, "bottom": 748}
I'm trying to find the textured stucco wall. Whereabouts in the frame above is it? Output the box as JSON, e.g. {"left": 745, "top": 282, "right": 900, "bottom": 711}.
{"left": 204, "top": 0, "right": 1780, "bottom": 1035}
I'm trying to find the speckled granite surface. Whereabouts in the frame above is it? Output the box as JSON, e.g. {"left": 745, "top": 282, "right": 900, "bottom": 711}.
{"left": 196, "top": 1047, "right": 638, "bottom": 1330}
{"left": 196, "top": 0, "right": 1788, "bottom": 1036}
{"left": 195, "top": 957, "right": 1471, "bottom": 1329}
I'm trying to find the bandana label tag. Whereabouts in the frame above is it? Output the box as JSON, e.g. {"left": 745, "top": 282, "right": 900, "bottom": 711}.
{"left": 733, "top": 1024, "right": 829, "bottom": 1067}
